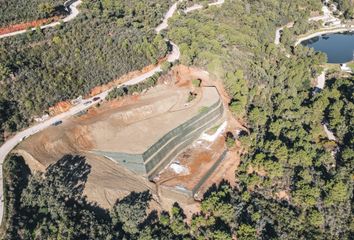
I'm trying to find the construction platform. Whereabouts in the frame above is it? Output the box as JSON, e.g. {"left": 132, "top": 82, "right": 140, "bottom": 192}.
{"left": 91, "top": 86, "right": 224, "bottom": 178}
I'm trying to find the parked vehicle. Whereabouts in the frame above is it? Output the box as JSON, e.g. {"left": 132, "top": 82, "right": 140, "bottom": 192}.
{"left": 84, "top": 100, "right": 92, "bottom": 105}
{"left": 52, "top": 120, "right": 63, "bottom": 126}
{"left": 93, "top": 97, "right": 101, "bottom": 101}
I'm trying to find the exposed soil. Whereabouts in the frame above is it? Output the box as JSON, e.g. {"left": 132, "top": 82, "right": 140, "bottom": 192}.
{"left": 196, "top": 147, "right": 241, "bottom": 197}
{"left": 87, "top": 59, "right": 166, "bottom": 98}
{"left": 0, "top": 17, "right": 60, "bottom": 35}
{"left": 14, "top": 66, "right": 243, "bottom": 213}
{"left": 158, "top": 137, "right": 226, "bottom": 191}
{"left": 49, "top": 101, "right": 72, "bottom": 115}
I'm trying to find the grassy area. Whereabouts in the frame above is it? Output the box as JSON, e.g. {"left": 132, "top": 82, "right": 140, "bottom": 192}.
{"left": 323, "top": 63, "right": 341, "bottom": 72}
{"left": 346, "top": 61, "right": 354, "bottom": 71}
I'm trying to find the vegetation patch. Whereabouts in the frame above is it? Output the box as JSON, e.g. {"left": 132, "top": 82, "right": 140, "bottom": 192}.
{"left": 0, "top": 0, "right": 65, "bottom": 28}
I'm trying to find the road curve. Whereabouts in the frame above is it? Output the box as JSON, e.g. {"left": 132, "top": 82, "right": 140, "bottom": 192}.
{"left": 155, "top": 1, "right": 180, "bottom": 33}
{"left": 0, "top": 0, "right": 181, "bottom": 226}
{"left": 294, "top": 26, "right": 354, "bottom": 46}
{"left": 184, "top": 0, "right": 224, "bottom": 13}
{"left": 0, "top": 0, "right": 82, "bottom": 39}
{"left": 0, "top": 0, "right": 224, "bottom": 226}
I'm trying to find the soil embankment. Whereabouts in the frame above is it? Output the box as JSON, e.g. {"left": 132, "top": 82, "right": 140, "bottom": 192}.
{"left": 15, "top": 66, "right": 241, "bottom": 212}
{"left": 0, "top": 17, "right": 59, "bottom": 35}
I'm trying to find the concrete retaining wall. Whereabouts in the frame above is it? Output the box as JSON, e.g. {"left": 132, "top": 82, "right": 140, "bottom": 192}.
{"left": 192, "top": 150, "right": 227, "bottom": 195}
{"left": 92, "top": 94, "right": 224, "bottom": 177}
{"left": 159, "top": 186, "right": 195, "bottom": 204}
{"left": 92, "top": 151, "right": 146, "bottom": 174}
{"left": 146, "top": 102, "right": 224, "bottom": 178}
{"left": 160, "top": 149, "right": 228, "bottom": 203}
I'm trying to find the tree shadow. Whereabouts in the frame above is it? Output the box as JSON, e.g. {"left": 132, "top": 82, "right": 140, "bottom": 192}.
{"left": 45, "top": 155, "right": 111, "bottom": 218}
{"left": 2, "top": 155, "right": 31, "bottom": 239}
{"left": 172, "top": 202, "right": 187, "bottom": 220}
{"left": 140, "top": 209, "right": 159, "bottom": 228}
{"left": 203, "top": 179, "right": 233, "bottom": 199}
{"left": 45, "top": 154, "right": 91, "bottom": 197}
{"left": 114, "top": 190, "right": 152, "bottom": 206}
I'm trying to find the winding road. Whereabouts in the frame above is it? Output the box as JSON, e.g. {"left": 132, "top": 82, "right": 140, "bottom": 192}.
{"left": 0, "top": 0, "right": 225, "bottom": 226}
{"left": 0, "top": 1, "right": 82, "bottom": 39}
{"left": 273, "top": 3, "right": 339, "bottom": 142}
{"left": 184, "top": 0, "right": 224, "bottom": 13}
{"left": 294, "top": 26, "right": 354, "bottom": 46}
{"left": 274, "top": 3, "right": 354, "bottom": 46}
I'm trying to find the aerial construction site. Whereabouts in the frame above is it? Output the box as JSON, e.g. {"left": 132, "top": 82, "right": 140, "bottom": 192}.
{"left": 14, "top": 65, "right": 240, "bottom": 212}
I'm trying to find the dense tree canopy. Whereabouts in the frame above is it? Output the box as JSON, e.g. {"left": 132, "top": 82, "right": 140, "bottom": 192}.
{"left": 333, "top": 0, "right": 354, "bottom": 18}
{"left": 0, "top": 0, "right": 64, "bottom": 28}
{"left": 168, "top": 0, "right": 352, "bottom": 238}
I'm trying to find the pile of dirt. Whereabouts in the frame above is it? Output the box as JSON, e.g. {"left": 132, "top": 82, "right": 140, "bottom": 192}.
{"left": 49, "top": 101, "right": 72, "bottom": 115}
{"left": 170, "top": 65, "right": 210, "bottom": 87}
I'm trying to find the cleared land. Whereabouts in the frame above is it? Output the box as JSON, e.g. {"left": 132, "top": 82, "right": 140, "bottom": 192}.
{"left": 13, "top": 67, "right": 234, "bottom": 208}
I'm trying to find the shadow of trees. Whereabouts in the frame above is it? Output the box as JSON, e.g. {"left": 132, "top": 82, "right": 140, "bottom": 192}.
{"left": 45, "top": 154, "right": 91, "bottom": 197}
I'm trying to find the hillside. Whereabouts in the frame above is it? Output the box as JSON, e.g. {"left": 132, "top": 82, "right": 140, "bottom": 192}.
{"left": 0, "top": 0, "right": 65, "bottom": 28}
{"left": 0, "top": 0, "right": 353, "bottom": 239}
{"left": 0, "top": 0, "right": 172, "bottom": 144}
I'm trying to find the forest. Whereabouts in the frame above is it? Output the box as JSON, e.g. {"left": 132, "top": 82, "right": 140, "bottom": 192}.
{"left": 333, "top": 0, "right": 354, "bottom": 18}
{"left": 0, "top": 0, "right": 64, "bottom": 28}
{"left": 0, "top": 0, "right": 172, "bottom": 144}
{"left": 167, "top": 0, "right": 353, "bottom": 238}
{"left": 1, "top": 0, "right": 353, "bottom": 239}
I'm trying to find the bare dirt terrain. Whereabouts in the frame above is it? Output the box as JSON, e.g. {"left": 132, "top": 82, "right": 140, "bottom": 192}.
{"left": 0, "top": 16, "right": 59, "bottom": 35}
{"left": 157, "top": 136, "right": 226, "bottom": 195}
{"left": 14, "top": 65, "right": 242, "bottom": 212}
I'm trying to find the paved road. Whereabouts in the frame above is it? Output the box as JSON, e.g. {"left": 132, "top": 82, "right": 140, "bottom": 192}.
{"left": 273, "top": 4, "right": 339, "bottom": 152}
{"left": 274, "top": 22, "right": 294, "bottom": 45}
{"left": 323, "top": 124, "right": 336, "bottom": 141}
{"left": 294, "top": 25, "right": 354, "bottom": 46}
{"left": 316, "top": 70, "right": 326, "bottom": 89}
{"left": 0, "top": 0, "right": 182, "bottom": 225}
{"left": 184, "top": 0, "right": 224, "bottom": 13}
{"left": 155, "top": 1, "right": 180, "bottom": 33}
{"left": 0, "top": 0, "right": 222, "bottom": 226}
{"left": 276, "top": 2, "right": 349, "bottom": 46}
{"left": 0, "top": 0, "right": 82, "bottom": 39}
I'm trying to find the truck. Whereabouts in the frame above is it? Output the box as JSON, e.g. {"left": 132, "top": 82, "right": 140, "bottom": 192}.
{"left": 84, "top": 100, "right": 92, "bottom": 106}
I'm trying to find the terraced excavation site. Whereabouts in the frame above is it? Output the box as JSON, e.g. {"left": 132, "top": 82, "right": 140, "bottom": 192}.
{"left": 14, "top": 67, "right": 237, "bottom": 209}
